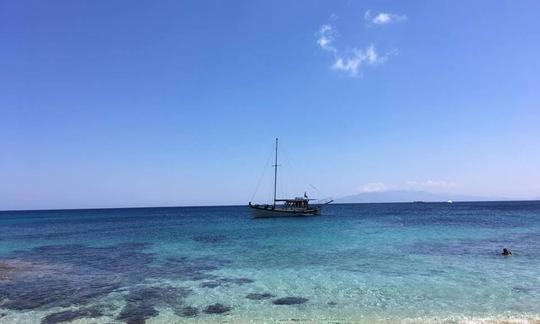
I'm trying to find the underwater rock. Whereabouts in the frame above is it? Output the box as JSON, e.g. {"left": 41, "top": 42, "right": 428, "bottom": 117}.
{"left": 203, "top": 303, "right": 231, "bottom": 314}
{"left": 245, "top": 293, "right": 276, "bottom": 300}
{"left": 123, "top": 285, "right": 191, "bottom": 317}
{"left": 200, "top": 281, "right": 221, "bottom": 288}
{"left": 512, "top": 286, "right": 535, "bottom": 293}
{"left": 221, "top": 277, "right": 254, "bottom": 285}
{"left": 41, "top": 307, "right": 102, "bottom": 324}
{"left": 117, "top": 300, "right": 158, "bottom": 324}
{"left": 125, "top": 286, "right": 190, "bottom": 303}
{"left": 272, "top": 297, "right": 308, "bottom": 305}
{"left": 180, "top": 306, "right": 199, "bottom": 317}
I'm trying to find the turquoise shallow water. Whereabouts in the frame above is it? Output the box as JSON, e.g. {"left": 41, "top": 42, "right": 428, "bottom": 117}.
{"left": 1, "top": 201, "right": 539, "bottom": 323}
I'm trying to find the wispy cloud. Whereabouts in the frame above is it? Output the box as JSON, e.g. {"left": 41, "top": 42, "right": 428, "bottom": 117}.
{"left": 332, "top": 44, "right": 386, "bottom": 76}
{"left": 316, "top": 15, "right": 392, "bottom": 77}
{"left": 365, "top": 10, "right": 406, "bottom": 25}
{"left": 316, "top": 24, "right": 338, "bottom": 53}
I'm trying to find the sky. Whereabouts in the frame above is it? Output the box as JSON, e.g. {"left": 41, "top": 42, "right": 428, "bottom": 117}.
{"left": 1, "top": 0, "right": 539, "bottom": 210}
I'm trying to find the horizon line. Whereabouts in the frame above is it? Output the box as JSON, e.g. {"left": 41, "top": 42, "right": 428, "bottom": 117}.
{"left": 1, "top": 199, "right": 539, "bottom": 213}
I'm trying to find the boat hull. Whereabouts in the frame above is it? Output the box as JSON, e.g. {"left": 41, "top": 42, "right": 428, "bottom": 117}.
{"left": 249, "top": 205, "right": 320, "bottom": 218}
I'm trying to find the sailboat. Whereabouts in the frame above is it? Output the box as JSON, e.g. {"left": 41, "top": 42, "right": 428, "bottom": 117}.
{"left": 248, "top": 138, "right": 333, "bottom": 218}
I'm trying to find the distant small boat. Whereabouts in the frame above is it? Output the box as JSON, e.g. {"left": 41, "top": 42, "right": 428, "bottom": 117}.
{"left": 447, "top": 200, "right": 453, "bottom": 204}
{"left": 248, "top": 138, "right": 332, "bottom": 218}
{"left": 413, "top": 201, "right": 426, "bottom": 204}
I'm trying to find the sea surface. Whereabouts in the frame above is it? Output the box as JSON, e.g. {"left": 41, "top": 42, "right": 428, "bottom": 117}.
{"left": 0, "top": 201, "right": 539, "bottom": 323}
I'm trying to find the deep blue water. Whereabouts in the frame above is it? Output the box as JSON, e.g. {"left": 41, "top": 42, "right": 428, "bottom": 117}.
{"left": 1, "top": 201, "right": 539, "bottom": 323}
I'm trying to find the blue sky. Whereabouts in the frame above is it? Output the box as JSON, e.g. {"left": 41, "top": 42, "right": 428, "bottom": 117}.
{"left": 1, "top": 0, "right": 539, "bottom": 209}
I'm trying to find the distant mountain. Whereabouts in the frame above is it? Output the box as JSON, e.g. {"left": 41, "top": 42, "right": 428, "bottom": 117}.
{"left": 336, "top": 190, "right": 497, "bottom": 203}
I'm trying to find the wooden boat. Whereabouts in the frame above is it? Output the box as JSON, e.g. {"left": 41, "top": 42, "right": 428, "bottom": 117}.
{"left": 248, "top": 138, "right": 332, "bottom": 218}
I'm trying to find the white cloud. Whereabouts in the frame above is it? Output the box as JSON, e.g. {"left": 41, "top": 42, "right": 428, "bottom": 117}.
{"left": 365, "top": 10, "right": 406, "bottom": 25}
{"left": 332, "top": 44, "right": 386, "bottom": 77}
{"left": 361, "top": 182, "right": 388, "bottom": 193}
{"left": 316, "top": 14, "right": 395, "bottom": 77}
{"left": 316, "top": 24, "right": 338, "bottom": 53}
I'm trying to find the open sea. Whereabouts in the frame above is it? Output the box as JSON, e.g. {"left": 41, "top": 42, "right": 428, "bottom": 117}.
{"left": 1, "top": 201, "right": 539, "bottom": 323}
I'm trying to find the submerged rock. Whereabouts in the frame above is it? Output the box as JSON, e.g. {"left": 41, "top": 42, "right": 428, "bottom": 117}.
{"left": 200, "top": 277, "right": 254, "bottom": 288}
{"left": 118, "top": 285, "right": 192, "bottom": 322}
{"left": 125, "top": 286, "right": 190, "bottom": 305}
{"left": 180, "top": 306, "right": 199, "bottom": 317}
{"left": 221, "top": 277, "right": 254, "bottom": 285}
{"left": 200, "top": 281, "right": 221, "bottom": 288}
{"left": 116, "top": 300, "right": 158, "bottom": 324}
{"left": 41, "top": 307, "right": 102, "bottom": 324}
{"left": 203, "top": 303, "right": 231, "bottom": 314}
{"left": 272, "top": 297, "right": 308, "bottom": 305}
{"left": 245, "top": 293, "right": 276, "bottom": 300}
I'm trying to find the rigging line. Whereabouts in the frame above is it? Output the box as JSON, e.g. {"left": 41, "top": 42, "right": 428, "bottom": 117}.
{"left": 309, "top": 183, "right": 323, "bottom": 195}
{"left": 279, "top": 143, "right": 297, "bottom": 193}
{"left": 250, "top": 141, "right": 276, "bottom": 203}
{"left": 282, "top": 142, "right": 326, "bottom": 199}
{"left": 309, "top": 183, "right": 329, "bottom": 202}
{"left": 280, "top": 142, "right": 308, "bottom": 196}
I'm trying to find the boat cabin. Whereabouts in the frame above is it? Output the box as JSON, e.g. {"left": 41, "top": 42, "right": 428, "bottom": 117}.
{"left": 278, "top": 198, "right": 310, "bottom": 209}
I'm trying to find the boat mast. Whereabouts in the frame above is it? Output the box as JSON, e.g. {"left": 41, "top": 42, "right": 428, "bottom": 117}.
{"left": 273, "top": 138, "right": 278, "bottom": 207}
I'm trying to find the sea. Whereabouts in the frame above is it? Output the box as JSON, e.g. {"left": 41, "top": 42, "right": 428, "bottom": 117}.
{"left": 0, "top": 201, "right": 539, "bottom": 323}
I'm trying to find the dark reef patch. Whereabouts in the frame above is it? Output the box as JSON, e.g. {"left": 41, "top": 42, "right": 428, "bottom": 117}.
{"left": 0, "top": 242, "right": 222, "bottom": 314}
{"left": 41, "top": 307, "right": 102, "bottom": 324}
{"left": 124, "top": 285, "right": 191, "bottom": 307}
{"left": 220, "top": 277, "right": 254, "bottom": 285}
{"left": 512, "top": 286, "right": 537, "bottom": 294}
{"left": 117, "top": 300, "right": 158, "bottom": 324}
{"left": 200, "top": 281, "right": 221, "bottom": 288}
{"left": 199, "top": 277, "right": 254, "bottom": 288}
{"left": 199, "top": 276, "right": 254, "bottom": 289}
{"left": 273, "top": 297, "right": 308, "bottom": 305}
{"left": 116, "top": 285, "right": 192, "bottom": 322}
{"left": 203, "top": 303, "right": 231, "bottom": 314}
{"left": 199, "top": 277, "right": 255, "bottom": 288}
{"left": 8, "top": 243, "right": 155, "bottom": 282}
{"left": 245, "top": 293, "right": 276, "bottom": 300}
{"left": 0, "top": 277, "right": 122, "bottom": 310}
{"left": 179, "top": 306, "right": 199, "bottom": 317}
